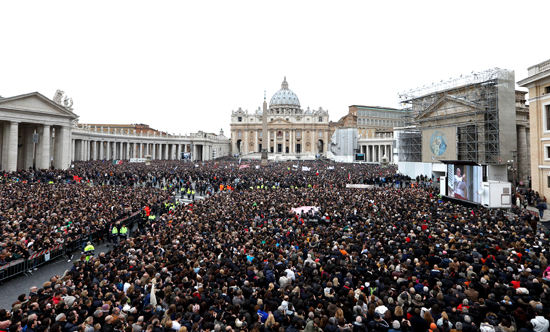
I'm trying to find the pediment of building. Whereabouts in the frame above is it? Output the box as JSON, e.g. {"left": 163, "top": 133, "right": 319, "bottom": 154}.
{"left": 269, "top": 118, "right": 293, "bottom": 125}
{"left": 415, "top": 95, "right": 481, "bottom": 121}
{"left": 0, "top": 92, "right": 78, "bottom": 119}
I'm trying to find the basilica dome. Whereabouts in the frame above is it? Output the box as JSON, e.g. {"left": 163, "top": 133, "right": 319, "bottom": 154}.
{"left": 269, "top": 77, "right": 300, "bottom": 107}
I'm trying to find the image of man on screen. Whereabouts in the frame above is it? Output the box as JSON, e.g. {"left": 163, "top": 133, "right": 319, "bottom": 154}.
{"left": 453, "top": 168, "right": 467, "bottom": 200}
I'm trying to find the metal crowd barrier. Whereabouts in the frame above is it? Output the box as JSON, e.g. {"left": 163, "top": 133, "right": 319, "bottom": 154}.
{"left": 0, "top": 210, "right": 144, "bottom": 283}
{"left": 0, "top": 243, "right": 65, "bottom": 282}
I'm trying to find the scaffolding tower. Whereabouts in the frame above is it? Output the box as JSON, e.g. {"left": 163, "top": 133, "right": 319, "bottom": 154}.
{"left": 397, "top": 68, "right": 515, "bottom": 164}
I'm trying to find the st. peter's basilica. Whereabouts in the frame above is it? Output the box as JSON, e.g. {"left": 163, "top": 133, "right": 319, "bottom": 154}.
{"left": 230, "top": 77, "right": 331, "bottom": 157}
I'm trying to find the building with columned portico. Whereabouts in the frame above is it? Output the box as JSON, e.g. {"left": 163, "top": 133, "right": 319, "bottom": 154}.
{"left": 0, "top": 91, "right": 231, "bottom": 172}
{"left": 230, "top": 77, "right": 331, "bottom": 157}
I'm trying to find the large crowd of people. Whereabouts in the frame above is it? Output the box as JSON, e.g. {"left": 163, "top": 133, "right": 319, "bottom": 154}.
{"left": 1, "top": 159, "right": 549, "bottom": 332}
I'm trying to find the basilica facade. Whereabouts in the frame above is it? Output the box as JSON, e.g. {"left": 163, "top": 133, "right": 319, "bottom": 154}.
{"left": 230, "top": 78, "right": 331, "bottom": 156}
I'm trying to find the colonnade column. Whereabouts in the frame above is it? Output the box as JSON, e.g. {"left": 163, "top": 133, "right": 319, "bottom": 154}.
{"left": 85, "top": 140, "right": 89, "bottom": 161}
{"left": 38, "top": 124, "right": 51, "bottom": 169}
{"left": 54, "top": 126, "right": 70, "bottom": 169}
{"left": 6, "top": 122, "right": 19, "bottom": 172}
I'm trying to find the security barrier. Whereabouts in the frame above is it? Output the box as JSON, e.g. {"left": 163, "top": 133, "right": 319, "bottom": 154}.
{"left": 0, "top": 199, "right": 172, "bottom": 283}
{"left": 0, "top": 210, "right": 142, "bottom": 283}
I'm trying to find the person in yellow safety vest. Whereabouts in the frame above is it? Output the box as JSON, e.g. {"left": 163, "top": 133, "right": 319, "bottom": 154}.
{"left": 187, "top": 188, "right": 191, "bottom": 200}
{"left": 180, "top": 187, "right": 185, "bottom": 198}
{"left": 191, "top": 189, "right": 195, "bottom": 201}
{"left": 256, "top": 185, "right": 260, "bottom": 189}
{"left": 308, "top": 184, "right": 312, "bottom": 188}
{"left": 120, "top": 225, "right": 128, "bottom": 239}
{"left": 84, "top": 242, "right": 94, "bottom": 261}
{"left": 272, "top": 185, "right": 276, "bottom": 189}
{"left": 111, "top": 225, "right": 118, "bottom": 245}
{"left": 250, "top": 186, "right": 254, "bottom": 190}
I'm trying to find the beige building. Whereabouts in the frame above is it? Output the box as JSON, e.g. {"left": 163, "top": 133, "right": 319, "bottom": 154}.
{"left": 518, "top": 58, "right": 550, "bottom": 195}
{"left": 230, "top": 77, "right": 331, "bottom": 156}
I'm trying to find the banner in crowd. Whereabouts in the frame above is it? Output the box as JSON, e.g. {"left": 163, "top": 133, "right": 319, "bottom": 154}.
{"left": 113, "top": 160, "right": 123, "bottom": 165}
{"left": 129, "top": 158, "right": 147, "bottom": 163}
{"left": 327, "top": 166, "right": 334, "bottom": 170}
{"left": 345, "top": 184, "right": 374, "bottom": 189}
{"left": 239, "top": 164, "right": 249, "bottom": 169}
{"left": 291, "top": 206, "right": 319, "bottom": 215}
{"left": 302, "top": 166, "right": 311, "bottom": 171}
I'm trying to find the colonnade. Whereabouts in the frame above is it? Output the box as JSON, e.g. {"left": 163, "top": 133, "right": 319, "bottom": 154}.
{"left": 71, "top": 140, "right": 195, "bottom": 161}
{"left": 0, "top": 121, "right": 70, "bottom": 172}
{"left": 359, "top": 144, "right": 393, "bottom": 162}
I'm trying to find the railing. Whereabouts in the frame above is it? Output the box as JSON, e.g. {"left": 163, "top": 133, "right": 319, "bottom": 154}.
{"left": 72, "top": 126, "right": 230, "bottom": 142}
{"left": 0, "top": 210, "right": 142, "bottom": 282}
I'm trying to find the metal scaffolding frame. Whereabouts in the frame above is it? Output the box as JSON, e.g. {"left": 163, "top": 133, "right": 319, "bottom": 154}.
{"left": 397, "top": 68, "right": 515, "bottom": 164}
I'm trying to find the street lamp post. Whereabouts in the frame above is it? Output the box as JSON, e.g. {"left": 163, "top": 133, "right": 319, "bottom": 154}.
{"left": 508, "top": 150, "right": 518, "bottom": 199}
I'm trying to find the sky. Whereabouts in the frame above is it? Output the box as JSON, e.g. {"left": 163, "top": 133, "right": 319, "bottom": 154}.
{"left": 1, "top": 1, "right": 549, "bottom": 136}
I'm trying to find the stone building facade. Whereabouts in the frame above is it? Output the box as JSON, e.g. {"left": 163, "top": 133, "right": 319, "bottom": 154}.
{"left": 230, "top": 78, "right": 331, "bottom": 156}
{"left": 518, "top": 58, "right": 550, "bottom": 195}
{"left": 0, "top": 91, "right": 230, "bottom": 171}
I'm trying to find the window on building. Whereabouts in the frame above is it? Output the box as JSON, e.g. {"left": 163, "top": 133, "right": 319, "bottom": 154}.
{"left": 286, "top": 118, "right": 289, "bottom": 121}
{"left": 319, "top": 117, "right": 323, "bottom": 122}
{"left": 271, "top": 132, "right": 274, "bottom": 138}
{"left": 286, "top": 131, "right": 289, "bottom": 138}
{"left": 238, "top": 131, "right": 242, "bottom": 138}
{"left": 238, "top": 117, "right": 242, "bottom": 122}
{"left": 319, "top": 131, "right": 323, "bottom": 138}
{"left": 297, "top": 130, "right": 301, "bottom": 138}
{"left": 546, "top": 146, "right": 550, "bottom": 160}
{"left": 546, "top": 86, "right": 550, "bottom": 94}
{"left": 259, "top": 130, "right": 262, "bottom": 138}
{"left": 547, "top": 105, "right": 550, "bottom": 131}
{"left": 250, "top": 118, "right": 253, "bottom": 122}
